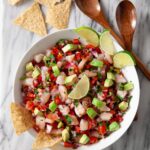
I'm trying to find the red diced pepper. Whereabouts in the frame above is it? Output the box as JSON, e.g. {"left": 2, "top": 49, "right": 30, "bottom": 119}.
{"left": 75, "top": 126, "right": 81, "bottom": 133}
{"left": 52, "top": 47, "right": 59, "bottom": 55}
{"left": 38, "top": 105, "right": 47, "bottom": 111}
{"left": 37, "top": 75, "right": 42, "bottom": 83}
{"left": 89, "top": 136, "right": 98, "bottom": 144}
{"left": 86, "top": 44, "right": 95, "bottom": 49}
{"left": 27, "top": 93, "right": 35, "bottom": 98}
{"left": 26, "top": 101, "right": 35, "bottom": 110}
{"left": 88, "top": 119, "right": 97, "bottom": 130}
{"left": 57, "top": 53, "right": 63, "bottom": 61}
{"left": 54, "top": 97, "right": 62, "bottom": 105}
{"left": 73, "top": 38, "right": 80, "bottom": 44}
{"left": 64, "top": 142, "right": 73, "bottom": 148}
{"left": 75, "top": 52, "right": 82, "bottom": 61}
{"left": 98, "top": 124, "right": 107, "bottom": 135}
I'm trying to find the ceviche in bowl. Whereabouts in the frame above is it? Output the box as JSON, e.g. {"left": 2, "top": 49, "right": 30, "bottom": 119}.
{"left": 12, "top": 27, "right": 140, "bottom": 150}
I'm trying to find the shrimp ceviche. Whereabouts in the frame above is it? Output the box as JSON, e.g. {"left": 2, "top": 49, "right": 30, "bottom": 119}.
{"left": 21, "top": 37, "right": 134, "bottom": 148}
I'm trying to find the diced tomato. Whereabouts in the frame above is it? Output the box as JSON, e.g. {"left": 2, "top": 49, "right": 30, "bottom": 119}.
{"left": 73, "top": 38, "right": 80, "bottom": 44}
{"left": 85, "top": 64, "right": 92, "bottom": 69}
{"left": 86, "top": 44, "right": 95, "bottom": 49}
{"left": 33, "top": 125, "right": 40, "bottom": 132}
{"left": 57, "top": 53, "right": 63, "bottom": 61}
{"left": 94, "top": 47, "right": 102, "bottom": 54}
{"left": 54, "top": 97, "right": 62, "bottom": 105}
{"left": 51, "top": 122, "right": 58, "bottom": 128}
{"left": 38, "top": 105, "right": 47, "bottom": 111}
{"left": 89, "top": 136, "right": 98, "bottom": 144}
{"left": 26, "top": 101, "right": 35, "bottom": 111}
{"left": 66, "top": 51, "right": 73, "bottom": 55}
{"left": 70, "top": 110, "right": 75, "bottom": 115}
{"left": 64, "top": 142, "right": 73, "bottom": 148}
{"left": 116, "top": 115, "right": 123, "bottom": 122}
{"left": 75, "top": 126, "right": 81, "bottom": 133}
{"left": 27, "top": 93, "right": 35, "bottom": 98}
{"left": 33, "top": 80, "right": 39, "bottom": 88}
{"left": 88, "top": 119, "right": 97, "bottom": 130}
{"left": 52, "top": 47, "right": 59, "bottom": 55}
{"left": 23, "top": 97, "right": 31, "bottom": 104}
{"left": 50, "top": 74, "right": 56, "bottom": 81}
{"left": 37, "top": 75, "right": 42, "bottom": 84}
{"left": 110, "top": 110, "right": 116, "bottom": 115}
{"left": 73, "top": 65, "right": 79, "bottom": 74}
{"left": 109, "top": 118, "right": 117, "bottom": 123}
{"left": 75, "top": 52, "right": 82, "bottom": 61}
{"left": 91, "top": 77, "right": 98, "bottom": 85}
{"left": 98, "top": 124, "right": 107, "bottom": 135}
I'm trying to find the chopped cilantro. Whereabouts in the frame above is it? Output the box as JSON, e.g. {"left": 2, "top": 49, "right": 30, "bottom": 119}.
{"left": 34, "top": 89, "right": 39, "bottom": 94}
{"left": 65, "top": 115, "right": 72, "bottom": 124}
{"left": 97, "top": 72, "right": 102, "bottom": 79}
{"left": 74, "top": 100, "right": 79, "bottom": 107}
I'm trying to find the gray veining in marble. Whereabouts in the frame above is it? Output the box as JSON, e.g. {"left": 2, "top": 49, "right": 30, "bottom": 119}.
{"left": 0, "top": 0, "right": 150, "bottom": 150}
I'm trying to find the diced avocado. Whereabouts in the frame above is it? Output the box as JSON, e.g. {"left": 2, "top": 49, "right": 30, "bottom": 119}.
{"left": 62, "top": 44, "right": 77, "bottom": 53}
{"left": 109, "top": 121, "right": 120, "bottom": 131}
{"left": 104, "top": 79, "right": 113, "bottom": 87}
{"left": 52, "top": 65, "right": 60, "bottom": 77}
{"left": 49, "top": 101, "right": 57, "bottom": 112}
{"left": 45, "top": 73, "right": 50, "bottom": 81}
{"left": 65, "top": 74, "right": 77, "bottom": 86}
{"left": 119, "top": 101, "right": 128, "bottom": 111}
{"left": 26, "top": 62, "right": 34, "bottom": 72}
{"left": 57, "top": 121, "right": 64, "bottom": 128}
{"left": 92, "top": 98, "right": 104, "bottom": 108}
{"left": 62, "top": 129, "right": 70, "bottom": 142}
{"left": 124, "top": 82, "right": 134, "bottom": 91}
{"left": 79, "top": 134, "right": 90, "bottom": 144}
{"left": 86, "top": 108, "right": 97, "bottom": 119}
{"left": 32, "top": 67, "right": 40, "bottom": 78}
{"left": 90, "top": 59, "right": 103, "bottom": 67}
{"left": 107, "top": 72, "right": 115, "bottom": 80}
{"left": 34, "top": 108, "right": 42, "bottom": 116}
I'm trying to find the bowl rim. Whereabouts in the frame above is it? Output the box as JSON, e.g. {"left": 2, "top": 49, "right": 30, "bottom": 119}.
{"left": 12, "top": 28, "right": 140, "bottom": 150}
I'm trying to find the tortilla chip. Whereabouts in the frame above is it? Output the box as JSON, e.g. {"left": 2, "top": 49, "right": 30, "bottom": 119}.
{"left": 32, "top": 131, "right": 62, "bottom": 149}
{"left": 46, "top": 0, "right": 72, "bottom": 29}
{"left": 34, "top": 0, "right": 51, "bottom": 6}
{"left": 8, "top": 0, "right": 22, "bottom": 5}
{"left": 14, "top": 3, "right": 47, "bottom": 36}
{"left": 10, "top": 102, "right": 34, "bottom": 135}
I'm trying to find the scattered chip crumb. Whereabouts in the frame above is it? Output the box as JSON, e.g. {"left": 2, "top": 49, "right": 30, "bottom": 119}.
{"left": 8, "top": 0, "right": 22, "bottom": 5}
{"left": 14, "top": 2, "right": 47, "bottom": 36}
{"left": 10, "top": 102, "right": 34, "bottom": 135}
{"left": 32, "top": 131, "right": 62, "bottom": 149}
{"left": 46, "top": 0, "right": 72, "bottom": 29}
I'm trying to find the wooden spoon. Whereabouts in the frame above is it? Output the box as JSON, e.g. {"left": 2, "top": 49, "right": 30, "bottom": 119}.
{"left": 75, "top": 0, "right": 150, "bottom": 80}
{"left": 116, "top": 0, "right": 150, "bottom": 80}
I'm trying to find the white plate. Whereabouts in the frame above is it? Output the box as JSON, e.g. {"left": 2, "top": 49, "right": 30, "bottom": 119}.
{"left": 13, "top": 29, "right": 140, "bottom": 150}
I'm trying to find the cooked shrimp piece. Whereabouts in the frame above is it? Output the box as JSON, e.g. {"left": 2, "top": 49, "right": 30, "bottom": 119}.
{"left": 56, "top": 74, "right": 66, "bottom": 85}
{"left": 40, "top": 92, "right": 50, "bottom": 104}
{"left": 70, "top": 115, "right": 79, "bottom": 125}
{"left": 81, "top": 97, "right": 92, "bottom": 109}
{"left": 117, "top": 90, "right": 127, "bottom": 99}
{"left": 46, "top": 49, "right": 52, "bottom": 57}
{"left": 104, "top": 53, "right": 113, "bottom": 64}
{"left": 100, "top": 112, "right": 112, "bottom": 121}
{"left": 90, "top": 130, "right": 101, "bottom": 138}
{"left": 115, "top": 74, "right": 127, "bottom": 83}
{"left": 57, "top": 61, "right": 63, "bottom": 68}
{"left": 80, "top": 119, "right": 88, "bottom": 131}
{"left": 41, "top": 66, "right": 48, "bottom": 82}
{"left": 36, "top": 116, "right": 45, "bottom": 129}
{"left": 84, "top": 70, "right": 97, "bottom": 77}
{"left": 58, "top": 105, "right": 70, "bottom": 116}
{"left": 78, "top": 56, "right": 90, "bottom": 70}
{"left": 46, "top": 124, "right": 52, "bottom": 134}
{"left": 74, "top": 103, "right": 86, "bottom": 117}
{"left": 22, "top": 78, "right": 34, "bottom": 88}
{"left": 58, "top": 85, "right": 68, "bottom": 101}
{"left": 46, "top": 113, "right": 60, "bottom": 124}
{"left": 34, "top": 53, "right": 44, "bottom": 63}
{"left": 100, "top": 105, "right": 110, "bottom": 112}
{"left": 51, "top": 129, "right": 62, "bottom": 135}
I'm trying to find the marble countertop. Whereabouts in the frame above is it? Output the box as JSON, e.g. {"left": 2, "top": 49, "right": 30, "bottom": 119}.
{"left": 1, "top": 0, "right": 150, "bottom": 150}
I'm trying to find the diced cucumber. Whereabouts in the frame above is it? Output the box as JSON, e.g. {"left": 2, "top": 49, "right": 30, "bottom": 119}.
{"left": 65, "top": 74, "right": 77, "bottom": 86}
{"left": 90, "top": 59, "right": 103, "bottom": 67}
{"left": 26, "top": 62, "right": 34, "bottom": 72}
{"left": 49, "top": 101, "right": 57, "bottom": 112}
{"left": 86, "top": 108, "right": 97, "bottom": 119}
{"left": 124, "top": 82, "right": 134, "bottom": 91}
{"left": 104, "top": 79, "right": 113, "bottom": 87}
{"left": 32, "top": 67, "right": 40, "bottom": 78}
{"left": 109, "top": 121, "right": 120, "bottom": 131}
{"left": 107, "top": 72, "right": 115, "bottom": 80}
{"left": 34, "top": 108, "right": 42, "bottom": 116}
{"left": 79, "top": 134, "right": 90, "bottom": 144}
{"left": 52, "top": 65, "right": 60, "bottom": 77}
{"left": 119, "top": 101, "right": 128, "bottom": 111}
{"left": 92, "top": 98, "right": 104, "bottom": 108}
{"left": 62, "top": 44, "right": 77, "bottom": 53}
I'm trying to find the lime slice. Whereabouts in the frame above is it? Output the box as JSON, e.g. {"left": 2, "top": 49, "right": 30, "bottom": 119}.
{"left": 100, "top": 30, "right": 115, "bottom": 55}
{"left": 68, "top": 74, "right": 90, "bottom": 99}
{"left": 113, "top": 51, "right": 135, "bottom": 68}
{"left": 74, "top": 26, "right": 99, "bottom": 46}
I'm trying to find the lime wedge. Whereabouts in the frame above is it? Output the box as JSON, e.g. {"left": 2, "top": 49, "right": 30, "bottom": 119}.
{"left": 113, "top": 51, "right": 136, "bottom": 68}
{"left": 100, "top": 30, "right": 115, "bottom": 55}
{"left": 74, "top": 26, "right": 99, "bottom": 46}
{"left": 68, "top": 74, "right": 90, "bottom": 99}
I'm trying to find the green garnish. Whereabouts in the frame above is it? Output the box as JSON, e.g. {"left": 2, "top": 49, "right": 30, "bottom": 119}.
{"left": 43, "top": 54, "right": 55, "bottom": 67}
{"left": 65, "top": 115, "right": 72, "bottom": 124}
{"left": 109, "top": 121, "right": 120, "bottom": 131}
{"left": 34, "top": 89, "right": 39, "bottom": 94}
{"left": 124, "top": 82, "right": 134, "bottom": 91}
{"left": 52, "top": 65, "right": 60, "bottom": 77}
{"left": 74, "top": 100, "right": 79, "bottom": 107}
{"left": 49, "top": 101, "right": 57, "bottom": 112}
{"left": 86, "top": 108, "right": 97, "bottom": 119}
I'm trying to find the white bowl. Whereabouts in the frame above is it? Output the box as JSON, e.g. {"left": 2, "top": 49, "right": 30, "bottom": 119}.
{"left": 13, "top": 29, "right": 140, "bottom": 150}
